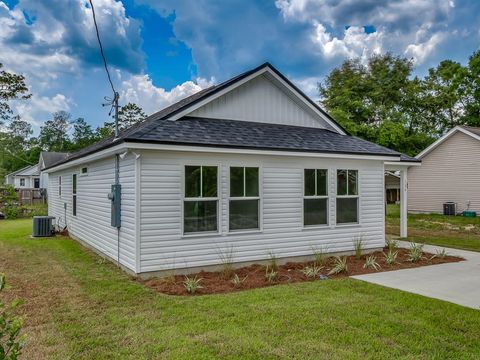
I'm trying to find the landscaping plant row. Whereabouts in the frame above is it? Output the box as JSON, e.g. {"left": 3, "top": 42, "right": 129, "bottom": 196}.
{"left": 143, "top": 241, "right": 464, "bottom": 296}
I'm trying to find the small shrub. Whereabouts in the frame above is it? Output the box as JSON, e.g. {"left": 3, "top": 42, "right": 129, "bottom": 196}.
{"left": 3, "top": 205, "right": 20, "bottom": 219}
{"left": 183, "top": 276, "right": 203, "bottom": 294}
{"left": 385, "top": 238, "right": 398, "bottom": 251}
{"left": 384, "top": 249, "right": 398, "bottom": 266}
{"left": 353, "top": 236, "right": 363, "bottom": 259}
{"left": 408, "top": 243, "right": 424, "bottom": 263}
{"left": 265, "top": 266, "right": 278, "bottom": 282}
{"left": 328, "top": 256, "right": 348, "bottom": 275}
{"left": 267, "top": 251, "right": 278, "bottom": 271}
{"left": 311, "top": 246, "right": 328, "bottom": 266}
{"left": 436, "top": 248, "right": 448, "bottom": 258}
{"left": 0, "top": 273, "right": 26, "bottom": 359}
{"left": 217, "top": 245, "right": 235, "bottom": 278}
{"left": 301, "top": 265, "right": 323, "bottom": 278}
{"left": 363, "top": 255, "right": 381, "bottom": 271}
{"left": 231, "top": 274, "right": 248, "bottom": 288}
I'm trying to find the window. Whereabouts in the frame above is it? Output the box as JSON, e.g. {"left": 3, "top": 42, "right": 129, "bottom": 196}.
{"left": 184, "top": 166, "right": 218, "bottom": 233}
{"left": 336, "top": 169, "right": 358, "bottom": 224}
{"left": 19, "top": 178, "right": 25, "bottom": 187}
{"left": 72, "top": 174, "right": 77, "bottom": 216}
{"left": 81, "top": 167, "right": 88, "bottom": 175}
{"left": 58, "top": 176, "right": 62, "bottom": 196}
{"left": 304, "top": 169, "right": 328, "bottom": 226}
{"left": 229, "top": 167, "right": 259, "bottom": 231}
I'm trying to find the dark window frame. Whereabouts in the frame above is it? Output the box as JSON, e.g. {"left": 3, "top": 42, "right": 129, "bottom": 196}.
{"left": 228, "top": 167, "right": 260, "bottom": 232}
{"left": 336, "top": 169, "right": 359, "bottom": 224}
{"left": 183, "top": 165, "right": 219, "bottom": 234}
{"left": 303, "top": 169, "right": 329, "bottom": 227}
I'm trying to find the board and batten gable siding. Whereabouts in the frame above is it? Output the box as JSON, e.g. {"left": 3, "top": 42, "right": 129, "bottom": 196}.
{"left": 409, "top": 131, "right": 480, "bottom": 214}
{"left": 47, "top": 154, "right": 137, "bottom": 271}
{"left": 189, "top": 74, "right": 335, "bottom": 130}
{"left": 139, "top": 150, "right": 385, "bottom": 273}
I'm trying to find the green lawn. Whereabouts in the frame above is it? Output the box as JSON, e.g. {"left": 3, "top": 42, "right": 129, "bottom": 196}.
{"left": 1, "top": 219, "right": 480, "bottom": 359}
{"left": 386, "top": 204, "right": 480, "bottom": 252}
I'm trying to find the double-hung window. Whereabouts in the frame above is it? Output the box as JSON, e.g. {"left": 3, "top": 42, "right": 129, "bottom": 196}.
{"left": 20, "top": 178, "right": 25, "bottom": 187}
{"left": 184, "top": 166, "right": 218, "bottom": 234}
{"left": 229, "top": 167, "right": 260, "bottom": 231}
{"left": 303, "top": 169, "right": 328, "bottom": 226}
{"left": 336, "top": 169, "right": 359, "bottom": 224}
{"left": 72, "top": 174, "right": 77, "bottom": 216}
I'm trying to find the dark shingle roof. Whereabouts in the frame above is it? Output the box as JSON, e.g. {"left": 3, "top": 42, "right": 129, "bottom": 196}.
{"left": 40, "top": 152, "right": 69, "bottom": 169}
{"left": 44, "top": 62, "right": 421, "bottom": 169}
{"left": 126, "top": 117, "right": 400, "bottom": 157}
{"left": 400, "top": 154, "right": 421, "bottom": 163}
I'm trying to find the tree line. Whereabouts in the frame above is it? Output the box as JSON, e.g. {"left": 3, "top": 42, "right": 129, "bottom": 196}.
{"left": 1, "top": 50, "right": 480, "bottom": 178}
{"left": 319, "top": 50, "right": 480, "bottom": 155}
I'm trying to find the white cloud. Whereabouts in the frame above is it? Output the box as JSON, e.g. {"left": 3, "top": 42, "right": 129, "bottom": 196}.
{"left": 405, "top": 32, "right": 446, "bottom": 64}
{"left": 14, "top": 93, "right": 72, "bottom": 126}
{"left": 312, "top": 23, "right": 383, "bottom": 61}
{"left": 276, "top": 0, "right": 451, "bottom": 64}
{"left": 120, "top": 74, "right": 214, "bottom": 115}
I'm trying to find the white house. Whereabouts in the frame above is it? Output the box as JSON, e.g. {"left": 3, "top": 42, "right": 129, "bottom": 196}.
{"left": 38, "top": 151, "right": 69, "bottom": 189}
{"left": 44, "top": 63, "right": 419, "bottom": 276}
{"left": 4, "top": 164, "right": 40, "bottom": 188}
{"left": 409, "top": 126, "right": 480, "bottom": 214}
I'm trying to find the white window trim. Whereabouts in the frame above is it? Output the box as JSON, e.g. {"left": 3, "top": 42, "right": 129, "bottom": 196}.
{"left": 302, "top": 169, "right": 329, "bottom": 228}
{"left": 181, "top": 164, "right": 220, "bottom": 236}
{"left": 335, "top": 169, "right": 360, "bottom": 226}
{"left": 227, "top": 166, "right": 262, "bottom": 233}
{"left": 80, "top": 166, "right": 88, "bottom": 176}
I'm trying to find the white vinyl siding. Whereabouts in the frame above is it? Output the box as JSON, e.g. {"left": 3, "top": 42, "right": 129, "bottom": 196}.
{"left": 47, "top": 154, "right": 137, "bottom": 271}
{"left": 189, "top": 74, "right": 335, "bottom": 130}
{"left": 139, "top": 150, "right": 384, "bottom": 273}
{"left": 409, "top": 131, "right": 480, "bottom": 213}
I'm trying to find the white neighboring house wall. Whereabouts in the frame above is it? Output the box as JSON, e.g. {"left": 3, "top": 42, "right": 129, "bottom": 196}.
{"left": 47, "top": 154, "right": 137, "bottom": 272}
{"left": 190, "top": 74, "right": 334, "bottom": 130}
{"left": 138, "top": 150, "right": 385, "bottom": 273}
{"left": 409, "top": 130, "right": 480, "bottom": 214}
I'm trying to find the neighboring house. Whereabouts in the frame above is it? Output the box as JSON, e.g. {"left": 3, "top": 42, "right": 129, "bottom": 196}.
{"left": 4, "top": 164, "right": 41, "bottom": 188}
{"left": 44, "top": 63, "right": 419, "bottom": 276}
{"left": 385, "top": 171, "right": 400, "bottom": 204}
{"left": 409, "top": 126, "right": 480, "bottom": 214}
{"left": 38, "top": 151, "right": 69, "bottom": 189}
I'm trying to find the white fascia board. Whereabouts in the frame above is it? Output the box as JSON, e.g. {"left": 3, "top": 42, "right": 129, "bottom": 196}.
{"left": 43, "top": 143, "right": 127, "bottom": 173}
{"left": 167, "top": 67, "right": 347, "bottom": 135}
{"left": 384, "top": 161, "right": 421, "bottom": 171}
{"left": 416, "top": 126, "right": 480, "bottom": 159}
{"left": 125, "top": 142, "right": 399, "bottom": 161}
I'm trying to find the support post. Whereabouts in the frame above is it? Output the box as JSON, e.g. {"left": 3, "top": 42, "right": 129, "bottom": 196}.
{"left": 400, "top": 168, "right": 408, "bottom": 238}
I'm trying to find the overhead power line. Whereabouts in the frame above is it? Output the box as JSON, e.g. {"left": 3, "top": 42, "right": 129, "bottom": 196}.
{"left": 88, "top": 0, "right": 116, "bottom": 95}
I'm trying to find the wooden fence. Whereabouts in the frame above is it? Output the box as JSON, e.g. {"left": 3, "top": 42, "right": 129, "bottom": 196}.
{"left": 17, "top": 188, "right": 47, "bottom": 205}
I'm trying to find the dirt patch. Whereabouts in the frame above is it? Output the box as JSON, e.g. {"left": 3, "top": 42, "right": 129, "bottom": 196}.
{"left": 142, "top": 248, "right": 463, "bottom": 296}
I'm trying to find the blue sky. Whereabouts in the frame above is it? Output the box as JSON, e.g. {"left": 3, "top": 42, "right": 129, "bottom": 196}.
{"left": 0, "top": 0, "right": 479, "bottom": 132}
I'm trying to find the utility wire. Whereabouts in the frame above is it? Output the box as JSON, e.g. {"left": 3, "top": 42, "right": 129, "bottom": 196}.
{"left": 88, "top": 0, "right": 116, "bottom": 95}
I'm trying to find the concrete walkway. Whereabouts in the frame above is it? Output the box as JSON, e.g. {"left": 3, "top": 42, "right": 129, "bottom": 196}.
{"left": 352, "top": 242, "right": 480, "bottom": 310}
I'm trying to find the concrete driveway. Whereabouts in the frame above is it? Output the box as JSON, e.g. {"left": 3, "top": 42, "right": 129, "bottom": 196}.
{"left": 352, "top": 242, "right": 480, "bottom": 310}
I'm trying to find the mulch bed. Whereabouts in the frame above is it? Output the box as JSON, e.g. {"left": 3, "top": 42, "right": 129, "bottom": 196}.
{"left": 142, "top": 248, "right": 464, "bottom": 296}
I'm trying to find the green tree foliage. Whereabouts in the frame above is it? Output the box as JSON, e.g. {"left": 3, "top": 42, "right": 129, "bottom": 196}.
{"left": 0, "top": 63, "right": 30, "bottom": 125}
{"left": 103, "top": 102, "right": 147, "bottom": 135}
{"left": 38, "top": 111, "right": 72, "bottom": 152}
{"left": 71, "top": 117, "right": 97, "bottom": 151}
{"left": 320, "top": 51, "right": 480, "bottom": 155}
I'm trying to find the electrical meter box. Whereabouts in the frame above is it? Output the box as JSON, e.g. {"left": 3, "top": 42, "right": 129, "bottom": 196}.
{"left": 108, "top": 184, "right": 121, "bottom": 228}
